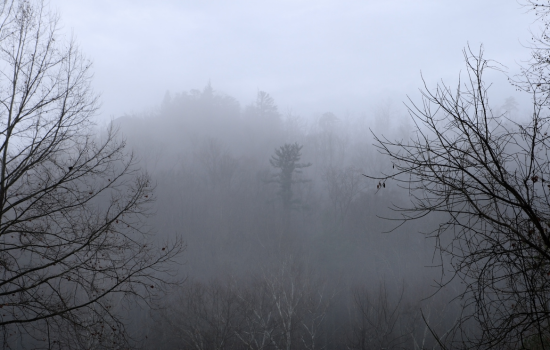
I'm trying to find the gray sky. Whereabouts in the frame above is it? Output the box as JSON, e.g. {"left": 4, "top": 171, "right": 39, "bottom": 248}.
{"left": 49, "top": 0, "right": 535, "bottom": 121}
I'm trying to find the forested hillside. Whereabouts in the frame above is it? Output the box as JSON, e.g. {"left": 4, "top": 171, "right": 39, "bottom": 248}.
{"left": 114, "top": 86, "right": 458, "bottom": 349}
{"left": 2, "top": 0, "right": 549, "bottom": 349}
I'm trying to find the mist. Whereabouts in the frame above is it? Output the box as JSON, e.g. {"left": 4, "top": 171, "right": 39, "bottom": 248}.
{"left": 50, "top": 0, "right": 532, "bottom": 120}
{"left": 110, "top": 82, "right": 455, "bottom": 347}
{"left": 1, "top": 0, "right": 546, "bottom": 349}
{"left": 80, "top": 2, "right": 537, "bottom": 348}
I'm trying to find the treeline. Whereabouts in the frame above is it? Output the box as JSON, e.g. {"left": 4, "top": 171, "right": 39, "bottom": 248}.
{"left": 147, "top": 259, "right": 459, "bottom": 349}
{"left": 115, "top": 85, "right": 461, "bottom": 349}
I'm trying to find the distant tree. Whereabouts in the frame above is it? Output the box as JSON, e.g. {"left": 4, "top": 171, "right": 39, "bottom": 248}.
{"left": 347, "top": 283, "right": 408, "bottom": 350}
{"left": 270, "top": 143, "right": 311, "bottom": 213}
{"left": 256, "top": 91, "right": 279, "bottom": 119}
{"left": 0, "top": 1, "right": 182, "bottom": 348}
{"left": 196, "top": 139, "right": 239, "bottom": 191}
{"left": 322, "top": 166, "right": 365, "bottom": 226}
{"left": 151, "top": 259, "right": 332, "bottom": 350}
{"left": 154, "top": 279, "right": 241, "bottom": 350}
{"left": 237, "top": 257, "right": 331, "bottom": 350}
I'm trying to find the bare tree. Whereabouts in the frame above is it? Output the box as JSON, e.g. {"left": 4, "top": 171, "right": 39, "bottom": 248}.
{"left": 256, "top": 91, "right": 279, "bottom": 120}
{"left": 233, "top": 258, "right": 331, "bottom": 350}
{"left": 370, "top": 46, "right": 550, "bottom": 348}
{"left": 322, "top": 166, "right": 365, "bottom": 226}
{"left": 521, "top": 0, "right": 550, "bottom": 107}
{"left": 0, "top": 1, "right": 182, "bottom": 348}
{"left": 234, "top": 277, "right": 282, "bottom": 350}
{"left": 154, "top": 279, "right": 240, "bottom": 350}
{"left": 195, "top": 138, "right": 239, "bottom": 191}
{"left": 347, "top": 283, "right": 409, "bottom": 350}
{"left": 309, "top": 112, "right": 349, "bottom": 168}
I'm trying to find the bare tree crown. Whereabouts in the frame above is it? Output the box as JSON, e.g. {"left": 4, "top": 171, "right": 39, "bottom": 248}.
{"left": 370, "top": 46, "right": 550, "bottom": 348}
{"left": 0, "top": 1, "right": 182, "bottom": 348}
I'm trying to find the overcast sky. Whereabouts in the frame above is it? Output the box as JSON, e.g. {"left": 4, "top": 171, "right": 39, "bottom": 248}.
{"left": 49, "top": 0, "right": 536, "bottom": 121}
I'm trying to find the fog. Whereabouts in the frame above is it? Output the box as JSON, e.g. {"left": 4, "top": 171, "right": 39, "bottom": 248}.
{"left": 109, "top": 81, "right": 457, "bottom": 347}
{"left": 108, "top": 84, "right": 525, "bottom": 347}
{"left": 51, "top": 0, "right": 532, "bottom": 120}
{"left": 4, "top": 0, "right": 544, "bottom": 348}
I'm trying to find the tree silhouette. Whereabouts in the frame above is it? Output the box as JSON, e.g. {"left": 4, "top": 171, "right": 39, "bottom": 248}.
{"left": 256, "top": 91, "right": 279, "bottom": 119}
{"left": 0, "top": 1, "right": 182, "bottom": 347}
{"left": 270, "top": 143, "right": 311, "bottom": 213}
{"left": 370, "top": 47, "right": 550, "bottom": 348}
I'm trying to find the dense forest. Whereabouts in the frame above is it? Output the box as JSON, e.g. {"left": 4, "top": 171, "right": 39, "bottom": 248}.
{"left": 109, "top": 86, "right": 467, "bottom": 349}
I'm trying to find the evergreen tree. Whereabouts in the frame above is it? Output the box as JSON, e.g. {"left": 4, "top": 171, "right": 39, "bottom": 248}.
{"left": 270, "top": 143, "right": 311, "bottom": 212}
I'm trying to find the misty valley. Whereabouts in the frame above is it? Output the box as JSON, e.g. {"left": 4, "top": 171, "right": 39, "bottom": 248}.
{"left": 1, "top": 0, "right": 550, "bottom": 349}
{"left": 114, "top": 87, "right": 454, "bottom": 349}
